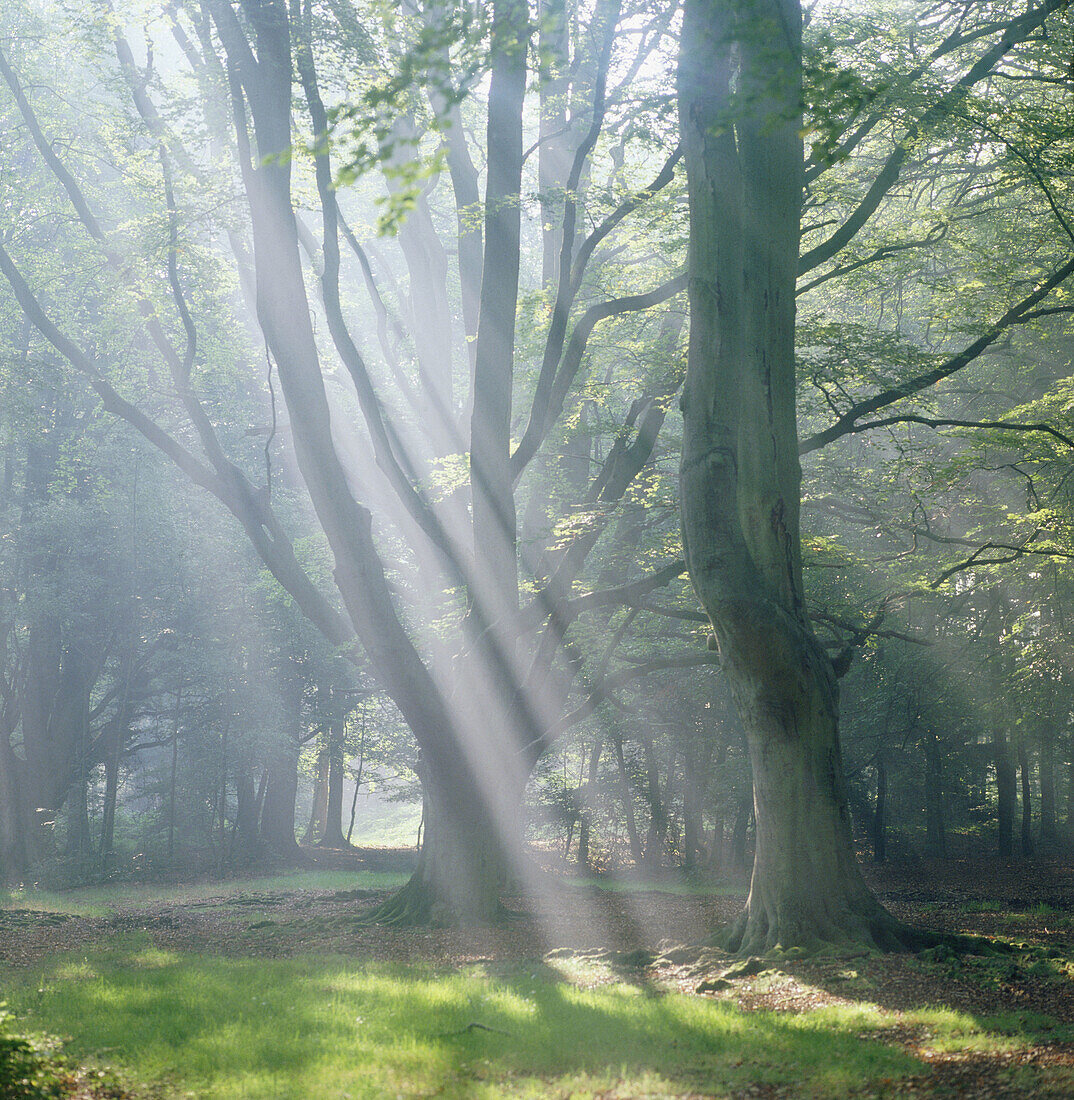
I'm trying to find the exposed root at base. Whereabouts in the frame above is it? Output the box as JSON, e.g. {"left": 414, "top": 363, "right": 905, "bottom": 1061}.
{"left": 711, "top": 902, "right": 1014, "bottom": 960}
{"left": 361, "top": 875, "right": 511, "bottom": 928}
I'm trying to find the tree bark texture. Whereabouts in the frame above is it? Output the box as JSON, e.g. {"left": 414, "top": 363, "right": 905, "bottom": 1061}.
{"left": 678, "top": 0, "right": 903, "bottom": 952}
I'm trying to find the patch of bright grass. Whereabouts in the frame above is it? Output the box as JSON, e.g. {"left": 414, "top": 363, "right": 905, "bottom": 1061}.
{"left": 1, "top": 870, "right": 410, "bottom": 918}
{"left": 0, "top": 938, "right": 928, "bottom": 1099}
{"left": 960, "top": 899, "right": 1005, "bottom": 913}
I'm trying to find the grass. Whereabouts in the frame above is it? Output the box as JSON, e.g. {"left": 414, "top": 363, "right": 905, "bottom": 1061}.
{"left": 5, "top": 940, "right": 1071, "bottom": 1099}
{"left": 1, "top": 870, "right": 411, "bottom": 919}
{"left": 0, "top": 938, "right": 932, "bottom": 1099}
{"left": 959, "top": 899, "right": 1005, "bottom": 913}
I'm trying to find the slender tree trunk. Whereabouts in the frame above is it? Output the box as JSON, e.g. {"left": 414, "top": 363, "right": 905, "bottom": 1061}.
{"left": 730, "top": 796, "right": 751, "bottom": 872}
{"left": 65, "top": 770, "right": 90, "bottom": 859}
{"left": 99, "top": 725, "right": 121, "bottom": 869}
{"left": 1067, "top": 743, "right": 1074, "bottom": 843}
{"left": 640, "top": 731, "right": 667, "bottom": 869}
{"left": 1039, "top": 723, "right": 1057, "bottom": 844}
{"left": 612, "top": 735, "right": 644, "bottom": 866}
{"left": 576, "top": 737, "right": 603, "bottom": 871}
{"left": 924, "top": 729, "right": 947, "bottom": 858}
{"left": 304, "top": 744, "right": 329, "bottom": 845}
{"left": 1018, "top": 737, "right": 1034, "bottom": 858}
{"left": 682, "top": 747, "right": 705, "bottom": 871}
{"left": 233, "top": 769, "right": 260, "bottom": 861}
{"left": 320, "top": 715, "right": 349, "bottom": 849}
{"left": 346, "top": 717, "right": 367, "bottom": 846}
{"left": 873, "top": 755, "right": 887, "bottom": 863}
{"left": 995, "top": 730, "right": 1016, "bottom": 859}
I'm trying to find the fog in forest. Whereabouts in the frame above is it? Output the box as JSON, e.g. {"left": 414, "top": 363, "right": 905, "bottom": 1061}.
{"left": 1, "top": 0, "right": 1073, "bottom": 1095}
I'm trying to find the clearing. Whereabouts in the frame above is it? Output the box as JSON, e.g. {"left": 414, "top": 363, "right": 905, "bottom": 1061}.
{"left": 2, "top": 855, "right": 1074, "bottom": 1098}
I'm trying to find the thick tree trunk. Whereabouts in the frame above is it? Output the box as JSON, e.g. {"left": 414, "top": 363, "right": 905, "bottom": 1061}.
{"left": 0, "top": 732, "right": 27, "bottom": 882}
{"left": 366, "top": 760, "right": 508, "bottom": 925}
{"left": 260, "top": 744, "right": 301, "bottom": 857}
{"left": 211, "top": 0, "right": 517, "bottom": 925}
{"left": 678, "top": 0, "right": 907, "bottom": 952}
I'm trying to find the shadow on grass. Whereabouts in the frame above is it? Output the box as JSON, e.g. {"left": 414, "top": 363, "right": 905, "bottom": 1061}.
{"left": 1, "top": 937, "right": 923, "bottom": 1099}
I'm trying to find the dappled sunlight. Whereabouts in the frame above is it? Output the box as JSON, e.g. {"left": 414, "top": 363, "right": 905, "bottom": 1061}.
{"left": 0, "top": 943, "right": 930, "bottom": 1098}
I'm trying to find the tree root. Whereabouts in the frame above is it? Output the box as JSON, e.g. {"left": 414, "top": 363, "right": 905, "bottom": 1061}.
{"left": 712, "top": 900, "right": 1015, "bottom": 960}
{"left": 361, "top": 873, "right": 512, "bottom": 928}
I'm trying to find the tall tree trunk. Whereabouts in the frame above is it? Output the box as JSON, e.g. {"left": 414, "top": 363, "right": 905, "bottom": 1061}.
{"left": 211, "top": 0, "right": 514, "bottom": 924}
{"left": 1040, "top": 723, "right": 1057, "bottom": 844}
{"left": 260, "top": 742, "right": 301, "bottom": 857}
{"left": 678, "top": 0, "right": 905, "bottom": 952}
{"left": 682, "top": 746, "right": 705, "bottom": 872}
{"left": 995, "top": 730, "right": 1016, "bottom": 859}
{"left": 233, "top": 768, "right": 260, "bottom": 861}
{"left": 924, "top": 729, "right": 947, "bottom": 858}
{"left": 576, "top": 737, "right": 603, "bottom": 871}
{"left": 99, "top": 724, "right": 121, "bottom": 869}
{"left": 319, "top": 715, "right": 349, "bottom": 849}
{"left": 1018, "top": 737, "right": 1034, "bottom": 858}
{"left": 612, "top": 735, "right": 644, "bottom": 866}
{"left": 730, "top": 796, "right": 751, "bottom": 872}
{"left": 873, "top": 755, "right": 887, "bottom": 864}
{"left": 366, "top": 757, "right": 505, "bottom": 925}
{"left": 0, "top": 731, "right": 27, "bottom": 882}
{"left": 640, "top": 731, "right": 667, "bottom": 869}
{"left": 303, "top": 744, "right": 329, "bottom": 845}
{"left": 1067, "top": 743, "right": 1074, "bottom": 843}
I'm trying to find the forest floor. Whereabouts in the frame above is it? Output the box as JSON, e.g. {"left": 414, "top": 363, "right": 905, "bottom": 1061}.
{"left": 2, "top": 853, "right": 1074, "bottom": 1097}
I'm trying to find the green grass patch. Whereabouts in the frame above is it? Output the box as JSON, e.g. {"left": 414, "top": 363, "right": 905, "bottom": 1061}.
{"left": 2, "top": 870, "right": 410, "bottom": 919}
{"left": 0, "top": 938, "right": 933, "bottom": 1099}
{"left": 959, "top": 899, "right": 1005, "bottom": 913}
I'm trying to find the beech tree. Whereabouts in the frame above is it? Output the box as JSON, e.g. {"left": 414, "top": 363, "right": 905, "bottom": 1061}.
{"left": 678, "top": 0, "right": 1073, "bottom": 951}
{"left": 0, "top": 0, "right": 686, "bottom": 919}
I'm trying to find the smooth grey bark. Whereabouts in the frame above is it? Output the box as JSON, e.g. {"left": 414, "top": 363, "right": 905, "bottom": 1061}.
{"left": 678, "top": 0, "right": 904, "bottom": 952}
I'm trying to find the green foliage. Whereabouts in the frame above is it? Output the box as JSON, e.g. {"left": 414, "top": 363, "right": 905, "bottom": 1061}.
{"left": 0, "top": 1003, "right": 64, "bottom": 1100}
